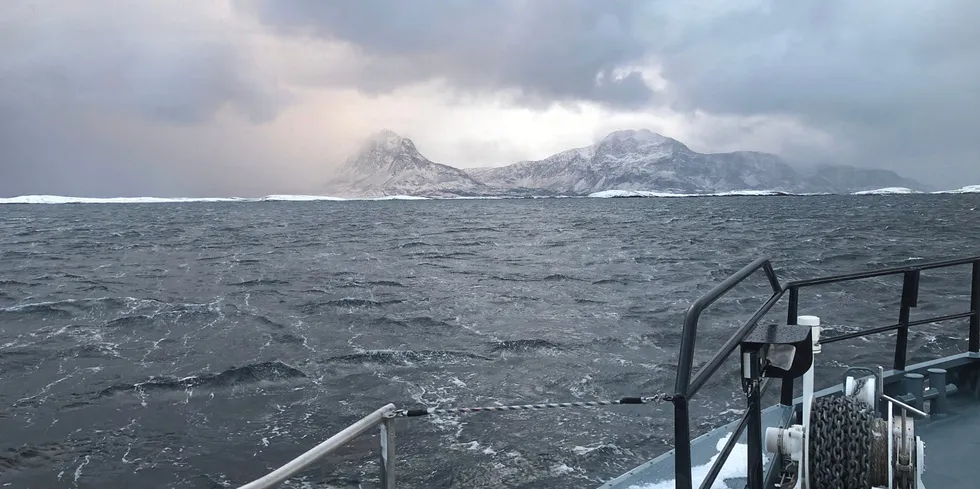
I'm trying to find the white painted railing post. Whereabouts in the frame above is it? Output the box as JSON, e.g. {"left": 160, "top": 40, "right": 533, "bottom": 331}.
{"left": 380, "top": 417, "right": 395, "bottom": 489}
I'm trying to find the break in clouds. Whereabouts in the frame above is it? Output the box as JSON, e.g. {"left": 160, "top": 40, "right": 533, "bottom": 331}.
{"left": 2, "top": 0, "right": 979, "bottom": 196}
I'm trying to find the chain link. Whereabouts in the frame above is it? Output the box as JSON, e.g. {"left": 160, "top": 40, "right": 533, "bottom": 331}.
{"left": 809, "top": 396, "right": 876, "bottom": 489}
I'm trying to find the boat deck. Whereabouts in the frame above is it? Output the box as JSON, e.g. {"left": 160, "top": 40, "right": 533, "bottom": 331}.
{"left": 918, "top": 394, "right": 980, "bottom": 488}
{"left": 598, "top": 354, "right": 980, "bottom": 489}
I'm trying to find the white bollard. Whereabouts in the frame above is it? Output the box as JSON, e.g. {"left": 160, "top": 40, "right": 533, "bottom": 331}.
{"left": 797, "top": 315, "right": 821, "bottom": 353}
{"left": 796, "top": 315, "right": 821, "bottom": 489}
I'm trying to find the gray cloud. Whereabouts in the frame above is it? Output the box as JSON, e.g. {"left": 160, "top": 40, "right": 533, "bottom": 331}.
{"left": 243, "top": 0, "right": 980, "bottom": 187}
{"left": 240, "top": 0, "right": 658, "bottom": 109}
{"left": 0, "top": 1, "right": 299, "bottom": 197}
{"left": 0, "top": 2, "right": 285, "bottom": 125}
{"left": 649, "top": 1, "right": 980, "bottom": 183}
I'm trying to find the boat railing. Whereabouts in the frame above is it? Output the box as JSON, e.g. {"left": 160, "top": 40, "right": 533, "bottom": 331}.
{"left": 237, "top": 403, "right": 398, "bottom": 489}
{"left": 672, "top": 255, "right": 980, "bottom": 489}
{"left": 672, "top": 257, "right": 786, "bottom": 489}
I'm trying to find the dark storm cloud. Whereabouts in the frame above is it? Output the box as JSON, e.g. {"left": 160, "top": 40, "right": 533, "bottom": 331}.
{"left": 0, "top": 2, "right": 292, "bottom": 197}
{"left": 243, "top": 0, "right": 980, "bottom": 186}
{"left": 240, "top": 0, "right": 658, "bottom": 109}
{"left": 648, "top": 1, "right": 980, "bottom": 182}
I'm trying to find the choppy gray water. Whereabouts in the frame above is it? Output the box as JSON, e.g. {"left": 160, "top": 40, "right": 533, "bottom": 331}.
{"left": 1, "top": 195, "right": 978, "bottom": 489}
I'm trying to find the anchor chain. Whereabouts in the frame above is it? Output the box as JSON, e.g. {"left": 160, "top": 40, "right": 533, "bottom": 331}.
{"left": 809, "top": 396, "right": 877, "bottom": 489}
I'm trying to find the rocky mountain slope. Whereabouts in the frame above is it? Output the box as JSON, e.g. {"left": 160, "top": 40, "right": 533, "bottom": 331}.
{"left": 327, "top": 129, "right": 926, "bottom": 197}
{"left": 325, "top": 130, "right": 493, "bottom": 198}
{"left": 470, "top": 130, "right": 810, "bottom": 194}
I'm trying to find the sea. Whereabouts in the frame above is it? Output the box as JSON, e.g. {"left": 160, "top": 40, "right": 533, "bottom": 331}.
{"left": 1, "top": 195, "right": 978, "bottom": 489}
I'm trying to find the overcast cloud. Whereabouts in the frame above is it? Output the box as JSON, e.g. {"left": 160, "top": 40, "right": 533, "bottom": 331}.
{"left": 1, "top": 0, "right": 978, "bottom": 197}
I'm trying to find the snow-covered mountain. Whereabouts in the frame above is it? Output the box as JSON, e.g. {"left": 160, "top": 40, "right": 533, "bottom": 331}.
{"left": 329, "top": 129, "right": 927, "bottom": 197}
{"left": 325, "top": 130, "right": 493, "bottom": 198}
{"left": 470, "top": 129, "right": 922, "bottom": 195}
{"left": 469, "top": 130, "right": 807, "bottom": 194}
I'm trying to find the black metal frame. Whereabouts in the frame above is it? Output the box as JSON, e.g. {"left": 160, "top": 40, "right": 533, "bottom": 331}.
{"left": 671, "top": 256, "right": 980, "bottom": 489}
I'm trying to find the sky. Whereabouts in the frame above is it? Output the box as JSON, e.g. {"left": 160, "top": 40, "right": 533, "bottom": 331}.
{"left": 1, "top": 0, "right": 978, "bottom": 197}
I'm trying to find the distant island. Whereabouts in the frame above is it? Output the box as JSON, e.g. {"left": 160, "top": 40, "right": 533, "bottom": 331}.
{"left": 3, "top": 130, "right": 978, "bottom": 203}
{"left": 325, "top": 129, "right": 932, "bottom": 198}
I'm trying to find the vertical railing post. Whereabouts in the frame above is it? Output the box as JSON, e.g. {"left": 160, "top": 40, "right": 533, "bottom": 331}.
{"left": 673, "top": 396, "right": 692, "bottom": 489}
{"left": 745, "top": 351, "right": 764, "bottom": 489}
{"left": 893, "top": 270, "right": 919, "bottom": 371}
{"left": 970, "top": 261, "right": 980, "bottom": 353}
{"left": 380, "top": 417, "right": 395, "bottom": 489}
{"left": 779, "top": 378, "right": 794, "bottom": 407}
{"left": 787, "top": 286, "right": 799, "bottom": 326}
{"left": 782, "top": 286, "right": 799, "bottom": 405}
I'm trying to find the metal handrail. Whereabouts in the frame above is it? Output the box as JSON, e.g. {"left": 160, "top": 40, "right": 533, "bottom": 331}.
{"left": 238, "top": 403, "right": 396, "bottom": 489}
{"left": 672, "top": 255, "right": 980, "bottom": 489}
{"left": 672, "top": 257, "right": 782, "bottom": 489}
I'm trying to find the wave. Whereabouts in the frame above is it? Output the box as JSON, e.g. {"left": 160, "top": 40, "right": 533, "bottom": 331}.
{"left": 266, "top": 332, "right": 307, "bottom": 345}
{"left": 397, "top": 241, "right": 433, "bottom": 248}
{"left": 591, "top": 278, "right": 629, "bottom": 285}
{"left": 324, "top": 350, "right": 492, "bottom": 366}
{"left": 488, "top": 339, "right": 564, "bottom": 353}
{"left": 367, "top": 316, "right": 455, "bottom": 329}
{"left": 542, "top": 274, "right": 586, "bottom": 282}
{"left": 0, "top": 303, "right": 75, "bottom": 319}
{"left": 103, "top": 315, "right": 155, "bottom": 328}
{"left": 228, "top": 278, "right": 291, "bottom": 287}
{"left": 299, "top": 298, "right": 405, "bottom": 312}
{"left": 338, "top": 280, "right": 407, "bottom": 289}
{"left": 326, "top": 298, "right": 404, "bottom": 308}
{"left": 97, "top": 361, "right": 307, "bottom": 397}
{"left": 0, "top": 297, "right": 132, "bottom": 319}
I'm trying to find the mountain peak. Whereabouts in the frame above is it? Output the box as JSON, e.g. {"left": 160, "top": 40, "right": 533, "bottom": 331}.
{"left": 363, "top": 129, "right": 416, "bottom": 153}
{"left": 329, "top": 129, "right": 492, "bottom": 197}
{"left": 601, "top": 128, "right": 670, "bottom": 144}
{"left": 593, "top": 129, "right": 690, "bottom": 159}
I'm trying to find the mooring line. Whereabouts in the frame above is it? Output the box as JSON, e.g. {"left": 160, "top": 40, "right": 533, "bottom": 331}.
{"left": 393, "top": 393, "right": 673, "bottom": 418}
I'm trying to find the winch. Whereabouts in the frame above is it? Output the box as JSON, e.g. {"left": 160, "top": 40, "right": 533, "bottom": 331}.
{"left": 759, "top": 317, "right": 927, "bottom": 489}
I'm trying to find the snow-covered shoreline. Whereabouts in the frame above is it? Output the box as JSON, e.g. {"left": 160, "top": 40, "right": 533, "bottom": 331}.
{"left": 2, "top": 185, "right": 977, "bottom": 205}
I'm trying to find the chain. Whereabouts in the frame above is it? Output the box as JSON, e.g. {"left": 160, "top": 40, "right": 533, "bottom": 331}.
{"left": 808, "top": 396, "right": 876, "bottom": 489}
